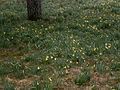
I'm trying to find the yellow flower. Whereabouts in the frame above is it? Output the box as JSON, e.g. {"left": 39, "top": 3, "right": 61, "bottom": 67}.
{"left": 54, "top": 58, "right": 57, "bottom": 61}
{"left": 105, "top": 43, "right": 112, "bottom": 49}
{"left": 37, "top": 66, "right": 40, "bottom": 70}
{"left": 49, "top": 77, "right": 52, "bottom": 82}
{"left": 46, "top": 56, "right": 49, "bottom": 61}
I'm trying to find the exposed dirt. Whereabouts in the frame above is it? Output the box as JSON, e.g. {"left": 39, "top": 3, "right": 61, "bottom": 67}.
{"left": 55, "top": 67, "right": 110, "bottom": 90}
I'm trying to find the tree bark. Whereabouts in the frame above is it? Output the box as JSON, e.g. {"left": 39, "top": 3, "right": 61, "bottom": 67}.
{"left": 26, "top": 0, "right": 42, "bottom": 21}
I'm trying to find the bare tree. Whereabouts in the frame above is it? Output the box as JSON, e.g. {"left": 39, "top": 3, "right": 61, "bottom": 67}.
{"left": 26, "top": 0, "right": 42, "bottom": 21}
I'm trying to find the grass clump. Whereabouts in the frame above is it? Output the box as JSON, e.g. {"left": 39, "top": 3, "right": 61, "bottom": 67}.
{"left": 31, "top": 81, "right": 53, "bottom": 90}
{"left": 96, "top": 62, "right": 106, "bottom": 74}
{"left": 111, "top": 63, "right": 120, "bottom": 71}
{"left": 75, "top": 71, "right": 91, "bottom": 86}
{"left": 4, "top": 81, "right": 15, "bottom": 90}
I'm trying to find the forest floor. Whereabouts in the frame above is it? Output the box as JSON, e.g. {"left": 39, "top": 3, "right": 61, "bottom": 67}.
{"left": 0, "top": 0, "right": 120, "bottom": 89}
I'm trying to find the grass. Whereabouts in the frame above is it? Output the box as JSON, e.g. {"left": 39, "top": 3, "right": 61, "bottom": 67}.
{"left": 0, "top": 0, "right": 120, "bottom": 89}
{"left": 75, "top": 71, "right": 91, "bottom": 86}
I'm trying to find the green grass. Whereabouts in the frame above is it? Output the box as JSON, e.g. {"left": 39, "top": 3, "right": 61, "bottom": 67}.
{"left": 75, "top": 71, "right": 91, "bottom": 86}
{"left": 0, "top": 0, "right": 120, "bottom": 89}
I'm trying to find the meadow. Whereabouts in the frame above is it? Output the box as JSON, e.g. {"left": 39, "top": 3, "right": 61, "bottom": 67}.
{"left": 0, "top": 0, "right": 120, "bottom": 89}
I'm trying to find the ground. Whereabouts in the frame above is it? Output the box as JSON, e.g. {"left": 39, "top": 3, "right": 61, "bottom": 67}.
{"left": 0, "top": 0, "right": 120, "bottom": 89}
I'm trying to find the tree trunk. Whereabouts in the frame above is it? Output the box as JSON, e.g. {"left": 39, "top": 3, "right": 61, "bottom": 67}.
{"left": 26, "top": 0, "right": 42, "bottom": 21}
